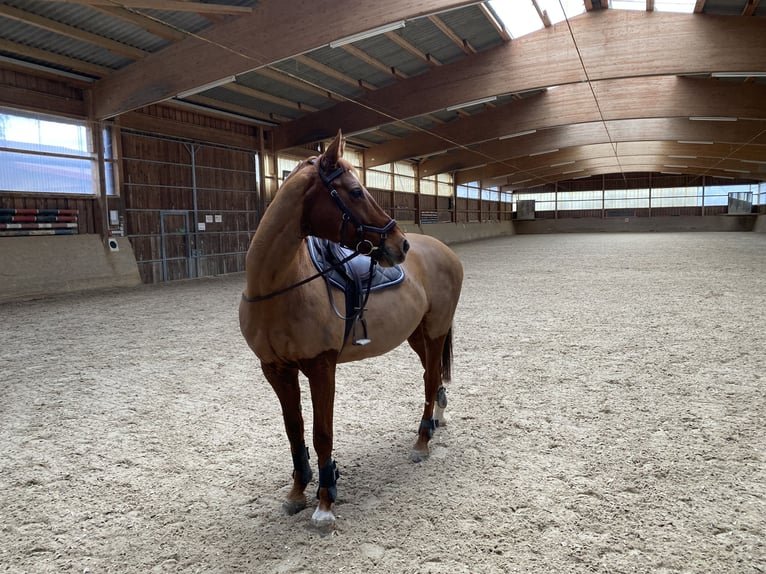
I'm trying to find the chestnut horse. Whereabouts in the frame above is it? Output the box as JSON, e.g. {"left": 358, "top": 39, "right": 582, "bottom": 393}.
{"left": 239, "top": 130, "right": 463, "bottom": 526}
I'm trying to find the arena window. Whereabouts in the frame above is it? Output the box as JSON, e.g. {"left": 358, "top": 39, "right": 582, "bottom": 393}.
{"left": 0, "top": 109, "right": 102, "bottom": 195}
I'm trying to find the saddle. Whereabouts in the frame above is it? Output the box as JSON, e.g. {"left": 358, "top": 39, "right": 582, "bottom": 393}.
{"left": 307, "top": 236, "right": 405, "bottom": 344}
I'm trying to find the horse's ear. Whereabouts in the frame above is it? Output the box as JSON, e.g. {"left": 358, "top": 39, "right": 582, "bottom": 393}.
{"left": 321, "top": 129, "right": 344, "bottom": 170}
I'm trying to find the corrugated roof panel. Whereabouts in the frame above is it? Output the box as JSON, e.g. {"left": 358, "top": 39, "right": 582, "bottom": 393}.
{"left": 5, "top": 0, "right": 170, "bottom": 54}
{"left": 235, "top": 74, "right": 334, "bottom": 111}
{"left": 397, "top": 17, "right": 467, "bottom": 65}
{"left": 437, "top": 4, "right": 506, "bottom": 51}
{"left": 309, "top": 45, "right": 397, "bottom": 90}
{"left": 0, "top": 16, "right": 131, "bottom": 70}
{"left": 271, "top": 58, "right": 367, "bottom": 101}
{"left": 204, "top": 85, "right": 303, "bottom": 121}
{"left": 700, "top": 0, "right": 749, "bottom": 16}
{"left": 353, "top": 35, "right": 432, "bottom": 78}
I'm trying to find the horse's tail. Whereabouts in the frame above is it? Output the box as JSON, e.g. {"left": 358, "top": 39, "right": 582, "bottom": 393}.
{"left": 441, "top": 326, "right": 454, "bottom": 383}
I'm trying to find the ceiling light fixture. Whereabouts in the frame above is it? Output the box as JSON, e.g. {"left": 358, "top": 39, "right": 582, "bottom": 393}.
{"left": 499, "top": 129, "right": 537, "bottom": 140}
{"left": 177, "top": 76, "right": 236, "bottom": 98}
{"left": 664, "top": 164, "right": 688, "bottom": 169}
{"left": 550, "top": 160, "right": 575, "bottom": 167}
{"left": 562, "top": 169, "right": 584, "bottom": 175}
{"left": 329, "top": 21, "right": 405, "bottom": 48}
{"left": 678, "top": 140, "right": 714, "bottom": 145}
{"left": 446, "top": 96, "right": 498, "bottom": 111}
{"left": 724, "top": 168, "right": 750, "bottom": 174}
{"left": 529, "top": 148, "right": 558, "bottom": 156}
{"left": 711, "top": 72, "right": 766, "bottom": 78}
{"left": 668, "top": 155, "right": 697, "bottom": 159}
{"left": 511, "top": 178, "right": 532, "bottom": 186}
{"left": 689, "top": 116, "right": 737, "bottom": 122}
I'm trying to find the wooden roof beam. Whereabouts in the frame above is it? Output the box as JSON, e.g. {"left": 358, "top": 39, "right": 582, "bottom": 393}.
{"left": 421, "top": 120, "right": 766, "bottom": 177}
{"left": 364, "top": 76, "right": 766, "bottom": 166}
{"left": 40, "top": 0, "right": 253, "bottom": 14}
{"left": 428, "top": 15, "right": 475, "bottom": 55}
{"left": 0, "top": 4, "right": 147, "bottom": 61}
{"left": 273, "top": 11, "right": 766, "bottom": 150}
{"left": 92, "top": 0, "right": 480, "bottom": 119}
{"left": 743, "top": 0, "right": 760, "bottom": 16}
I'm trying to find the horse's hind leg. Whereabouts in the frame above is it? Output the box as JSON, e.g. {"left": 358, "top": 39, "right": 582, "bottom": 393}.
{"left": 407, "top": 324, "right": 449, "bottom": 462}
{"left": 261, "top": 361, "right": 312, "bottom": 515}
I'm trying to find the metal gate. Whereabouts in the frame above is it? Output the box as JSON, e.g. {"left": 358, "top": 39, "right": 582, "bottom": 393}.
{"left": 160, "top": 210, "right": 193, "bottom": 281}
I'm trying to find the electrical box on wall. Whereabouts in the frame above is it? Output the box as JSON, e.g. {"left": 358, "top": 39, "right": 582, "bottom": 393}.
{"left": 107, "top": 238, "right": 119, "bottom": 251}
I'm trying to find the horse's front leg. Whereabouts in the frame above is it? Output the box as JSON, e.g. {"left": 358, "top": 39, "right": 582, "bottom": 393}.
{"left": 261, "top": 361, "right": 312, "bottom": 515}
{"left": 300, "top": 351, "right": 339, "bottom": 527}
{"left": 408, "top": 326, "right": 449, "bottom": 462}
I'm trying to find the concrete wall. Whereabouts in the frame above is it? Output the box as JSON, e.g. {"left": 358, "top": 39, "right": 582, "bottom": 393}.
{"left": 513, "top": 215, "right": 757, "bottom": 234}
{"left": 753, "top": 215, "right": 766, "bottom": 233}
{"left": 400, "top": 220, "right": 514, "bottom": 244}
{"left": 0, "top": 234, "right": 141, "bottom": 303}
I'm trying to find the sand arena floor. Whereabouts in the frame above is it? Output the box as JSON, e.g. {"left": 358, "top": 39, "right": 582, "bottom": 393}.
{"left": 1, "top": 232, "right": 764, "bottom": 573}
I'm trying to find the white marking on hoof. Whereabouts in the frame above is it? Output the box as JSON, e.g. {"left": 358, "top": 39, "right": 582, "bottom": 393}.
{"left": 311, "top": 506, "right": 336, "bottom": 527}
{"left": 434, "top": 406, "right": 448, "bottom": 427}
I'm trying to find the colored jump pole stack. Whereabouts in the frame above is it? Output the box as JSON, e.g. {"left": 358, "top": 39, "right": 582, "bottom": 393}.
{"left": 0, "top": 209, "right": 79, "bottom": 236}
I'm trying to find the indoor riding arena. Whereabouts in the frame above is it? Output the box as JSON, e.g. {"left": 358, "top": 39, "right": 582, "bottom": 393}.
{"left": 1, "top": 2, "right": 764, "bottom": 573}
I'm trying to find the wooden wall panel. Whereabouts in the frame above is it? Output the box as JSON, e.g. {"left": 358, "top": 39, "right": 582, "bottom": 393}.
{"left": 119, "top": 124, "right": 258, "bottom": 284}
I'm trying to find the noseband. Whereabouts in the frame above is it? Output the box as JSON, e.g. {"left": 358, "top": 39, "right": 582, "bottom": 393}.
{"left": 316, "top": 160, "right": 397, "bottom": 255}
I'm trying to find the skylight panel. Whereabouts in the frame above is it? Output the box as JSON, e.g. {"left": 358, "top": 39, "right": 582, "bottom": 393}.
{"left": 609, "top": 0, "right": 645, "bottom": 11}
{"left": 490, "top": 0, "right": 586, "bottom": 39}
{"left": 654, "top": 0, "right": 696, "bottom": 13}
{"left": 610, "top": 0, "right": 696, "bottom": 12}
{"left": 538, "top": 0, "right": 586, "bottom": 23}
{"left": 489, "top": 0, "right": 543, "bottom": 39}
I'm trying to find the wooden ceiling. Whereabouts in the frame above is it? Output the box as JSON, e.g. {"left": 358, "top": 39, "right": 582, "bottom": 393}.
{"left": 1, "top": 0, "right": 765, "bottom": 187}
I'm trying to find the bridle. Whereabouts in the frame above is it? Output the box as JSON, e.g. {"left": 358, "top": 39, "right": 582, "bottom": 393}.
{"left": 241, "top": 157, "right": 397, "bottom": 304}
{"left": 316, "top": 159, "right": 397, "bottom": 256}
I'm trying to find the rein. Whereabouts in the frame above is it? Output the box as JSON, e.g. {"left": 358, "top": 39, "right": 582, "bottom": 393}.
{"left": 241, "top": 249, "right": 361, "bottom": 303}
{"left": 241, "top": 158, "right": 395, "bottom": 305}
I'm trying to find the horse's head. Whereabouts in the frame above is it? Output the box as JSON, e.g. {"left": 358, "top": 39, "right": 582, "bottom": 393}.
{"left": 303, "top": 130, "right": 409, "bottom": 266}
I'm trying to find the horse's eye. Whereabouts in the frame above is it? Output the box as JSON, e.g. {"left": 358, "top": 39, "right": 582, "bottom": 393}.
{"left": 349, "top": 188, "right": 363, "bottom": 199}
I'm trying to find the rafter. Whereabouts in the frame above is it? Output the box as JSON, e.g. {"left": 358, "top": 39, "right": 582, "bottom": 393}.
{"left": 478, "top": 3, "right": 511, "bottom": 41}
{"left": 428, "top": 15, "right": 475, "bottom": 55}
{"left": 364, "top": 77, "right": 766, "bottom": 167}
{"left": 40, "top": 0, "right": 253, "bottom": 14}
{"left": 221, "top": 82, "right": 319, "bottom": 113}
{"left": 92, "top": 0, "right": 480, "bottom": 118}
{"left": 339, "top": 45, "right": 408, "bottom": 80}
{"left": 91, "top": 6, "right": 187, "bottom": 42}
{"left": 273, "top": 11, "right": 766, "bottom": 150}
{"left": 0, "top": 4, "right": 147, "bottom": 61}
{"left": 743, "top": 0, "right": 760, "bottom": 16}
{"left": 256, "top": 67, "right": 339, "bottom": 101}
{"left": 383, "top": 31, "right": 440, "bottom": 67}
{"left": 0, "top": 38, "right": 111, "bottom": 77}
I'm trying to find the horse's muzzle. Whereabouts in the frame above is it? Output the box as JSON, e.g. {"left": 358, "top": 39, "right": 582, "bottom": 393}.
{"left": 374, "top": 237, "right": 408, "bottom": 267}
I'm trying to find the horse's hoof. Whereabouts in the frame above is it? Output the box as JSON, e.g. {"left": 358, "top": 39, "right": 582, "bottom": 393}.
{"left": 282, "top": 497, "right": 307, "bottom": 516}
{"left": 311, "top": 507, "right": 336, "bottom": 528}
{"left": 410, "top": 448, "right": 430, "bottom": 463}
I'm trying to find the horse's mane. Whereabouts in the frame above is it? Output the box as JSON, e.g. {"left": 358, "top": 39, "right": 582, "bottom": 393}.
{"left": 282, "top": 157, "right": 318, "bottom": 185}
